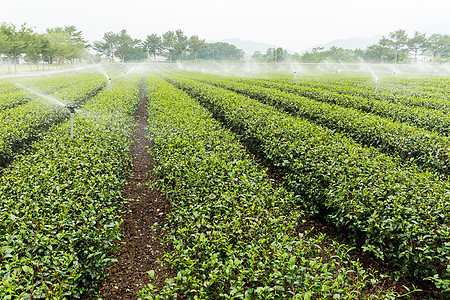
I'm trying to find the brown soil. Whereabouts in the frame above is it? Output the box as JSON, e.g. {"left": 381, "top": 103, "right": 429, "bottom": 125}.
{"left": 99, "top": 88, "right": 174, "bottom": 299}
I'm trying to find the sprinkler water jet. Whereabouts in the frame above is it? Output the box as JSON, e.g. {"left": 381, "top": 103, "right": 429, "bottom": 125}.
{"left": 15, "top": 83, "right": 66, "bottom": 107}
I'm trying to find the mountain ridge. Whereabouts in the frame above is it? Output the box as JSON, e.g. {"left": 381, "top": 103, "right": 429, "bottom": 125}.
{"left": 210, "top": 22, "right": 450, "bottom": 56}
{"left": 211, "top": 36, "right": 382, "bottom": 55}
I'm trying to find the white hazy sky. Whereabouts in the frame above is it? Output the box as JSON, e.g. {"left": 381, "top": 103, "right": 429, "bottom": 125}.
{"left": 1, "top": 0, "right": 449, "bottom": 52}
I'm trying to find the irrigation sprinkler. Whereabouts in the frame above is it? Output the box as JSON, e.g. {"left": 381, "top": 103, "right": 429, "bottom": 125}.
{"left": 108, "top": 78, "right": 112, "bottom": 91}
{"left": 65, "top": 105, "right": 77, "bottom": 138}
{"left": 293, "top": 71, "right": 297, "bottom": 80}
{"left": 375, "top": 76, "right": 380, "bottom": 93}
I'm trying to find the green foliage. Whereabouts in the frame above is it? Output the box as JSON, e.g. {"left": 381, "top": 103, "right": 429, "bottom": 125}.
{"left": 2, "top": 67, "right": 448, "bottom": 298}
{"left": 427, "top": 34, "right": 450, "bottom": 59}
{"left": 277, "top": 76, "right": 450, "bottom": 113}
{"left": 174, "top": 29, "right": 188, "bottom": 62}
{"left": 0, "top": 73, "right": 107, "bottom": 168}
{"left": 190, "top": 74, "right": 450, "bottom": 175}
{"left": 254, "top": 47, "right": 289, "bottom": 63}
{"left": 196, "top": 42, "right": 245, "bottom": 60}
{"left": 0, "top": 81, "right": 30, "bottom": 110}
{"left": 45, "top": 26, "right": 88, "bottom": 64}
{"left": 93, "top": 29, "right": 142, "bottom": 62}
{"left": 0, "top": 74, "right": 140, "bottom": 298}
{"left": 162, "top": 31, "right": 176, "bottom": 63}
{"left": 0, "top": 23, "right": 88, "bottom": 73}
{"left": 167, "top": 75, "right": 450, "bottom": 291}
{"left": 142, "top": 33, "right": 163, "bottom": 61}
{"left": 139, "top": 76, "right": 397, "bottom": 299}
{"left": 188, "top": 35, "right": 206, "bottom": 62}
{"left": 294, "top": 29, "right": 448, "bottom": 63}
{"left": 407, "top": 31, "right": 428, "bottom": 62}
{"left": 300, "top": 47, "right": 363, "bottom": 63}
{"left": 246, "top": 77, "right": 450, "bottom": 135}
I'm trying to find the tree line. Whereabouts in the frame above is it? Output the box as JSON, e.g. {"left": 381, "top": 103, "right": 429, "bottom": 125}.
{"left": 92, "top": 29, "right": 244, "bottom": 63}
{"left": 0, "top": 23, "right": 245, "bottom": 74}
{"left": 0, "top": 23, "right": 87, "bottom": 74}
{"left": 254, "top": 29, "right": 450, "bottom": 64}
{"left": 1, "top": 23, "right": 448, "bottom": 73}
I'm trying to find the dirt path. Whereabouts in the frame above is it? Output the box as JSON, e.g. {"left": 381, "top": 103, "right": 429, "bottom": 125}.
{"left": 99, "top": 87, "right": 173, "bottom": 299}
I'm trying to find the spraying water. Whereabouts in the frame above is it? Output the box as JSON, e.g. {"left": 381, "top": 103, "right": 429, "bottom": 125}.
{"left": 95, "top": 65, "right": 110, "bottom": 80}
{"left": 358, "top": 63, "right": 378, "bottom": 80}
{"left": 290, "top": 64, "right": 298, "bottom": 80}
{"left": 15, "top": 83, "right": 81, "bottom": 137}
{"left": 15, "top": 83, "right": 66, "bottom": 107}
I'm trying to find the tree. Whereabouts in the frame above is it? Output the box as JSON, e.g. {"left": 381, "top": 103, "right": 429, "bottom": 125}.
{"left": 174, "top": 29, "right": 188, "bottom": 62}
{"left": 427, "top": 34, "right": 450, "bottom": 58}
{"left": 38, "top": 35, "right": 52, "bottom": 70}
{"left": 142, "top": 33, "right": 162, "bottom": 62}
{"left": 63, "top": 25, "right": 87, "bottom": 64}
{"left": 46, "top": 27, "right": 72, "bottom": 65}
{"left": 115, "top": 29, "right": 140, "bottom": 62}
{"left": 93, "top": 30, "right": 140, "bottom": 62}
{"left": 10, "top": 24, "right": 34, "bottom": 73}
{"left": 328, "top": 46, "right": 343, "bottom": 61}
{"left": 188, "top": 35, "right": 205, "bottom": 63}
{"left": 64, "top": 25, "right": 86, "bottom": 44}
{"left": 300, "top": 47, "right": 325, "bottom": 63}
{"left": 0, "top": 23, "right": 13, "bottom": 73}
{"left": 124, "top": 46, "right": 147, "bottom": 61}
{"left": 162, "top": 31, "right": 175, "bottom": 63}
{"left": 252, "top": 51, "right": 262, "bottom": 60}
{"left": 365, "top": 42, "right": 390, "bottom": 63}
{"left": 92, "top": 31, "right": 117, "bottom": 61}
{"left": 407, "top": 31, "right": 427, "bottom": 62}
{"left": 385, "top": 29, "right": 408, "bottom": 63}
{"left": 265, "top": 47, "right": 288, "bottom": 63}
{"left": 0, "top": 23, "right": 35, "bottom": 74}
{"left": 23, "top": 32, "right": 42, "bottom": 70}
{"left": 196, "top": 42, "right": 244, "bottom": 60}
{"left": 276, "top": 47, "right": 288, "bottom": 62}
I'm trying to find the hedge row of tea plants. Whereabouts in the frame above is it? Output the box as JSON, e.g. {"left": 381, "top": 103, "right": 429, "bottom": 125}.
{"left": 279, "top": 77, "right": 450, "bottom": 113}
{"left": 242, "top": 78, "right": 450, "bottom": 135}
{"left": 0, "top": 76, "right": 107, "bottom": 168}
{"left": 0, "top": 75, "right": 141, "bottom": 298}
{"left": 275, "top": 74, "right": 448, "bottom": 96}
{"left": 0, "top": 72, "right": 108, "bottom": 111}
{"left": 138, "top": 76, "right": 397, "bottom": 299}
{"left": 327, "top": 77, "right": 450, "bottom": 99}
{"left": 190, "top": 74, "right": 450, "bottom": 176}
{"left": 0, "top": 82, "right": 29, "bottom": 111}
{"left": 166, "top": 75, "right": 450, "bottom": 290}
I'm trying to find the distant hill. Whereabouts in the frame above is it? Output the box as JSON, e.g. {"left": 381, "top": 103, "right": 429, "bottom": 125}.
{"left": 211, "top": 23, "right": 450, "bottom": 56}
{"left": 212, "top": 36, "right": 383, "bottom": 55}
{"left": 303, "top": 35, "right": 382, "bottom": 53}
{"left": 209, "top": 38, "right": 278, "bottom": 56}
{"left": 302, "top": 23, "right": 450, "bottom": 53}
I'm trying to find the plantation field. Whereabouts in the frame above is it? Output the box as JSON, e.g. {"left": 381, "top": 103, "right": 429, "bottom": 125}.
{"left": 0, "top": 64, "right": 449, "bottom": 299}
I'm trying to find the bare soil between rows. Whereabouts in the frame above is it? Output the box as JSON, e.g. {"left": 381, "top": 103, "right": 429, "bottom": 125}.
{"left": 99, "top": 89, "right": 174, "bottom": 299}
